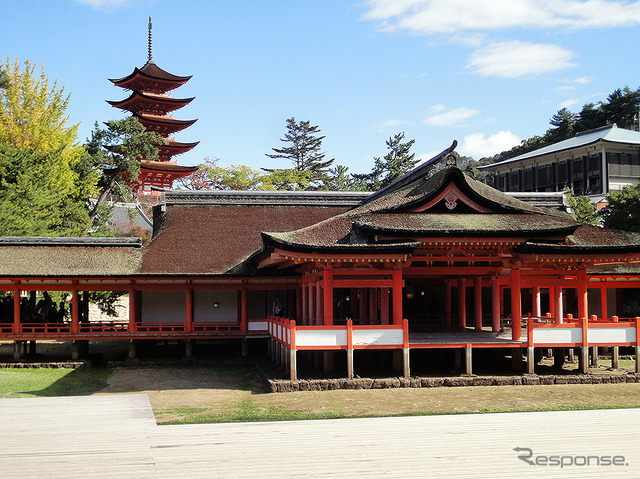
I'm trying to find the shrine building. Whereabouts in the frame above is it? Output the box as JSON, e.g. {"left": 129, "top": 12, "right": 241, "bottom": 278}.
{"left": 2, "top": 142, "right": 640, "bottom": 379}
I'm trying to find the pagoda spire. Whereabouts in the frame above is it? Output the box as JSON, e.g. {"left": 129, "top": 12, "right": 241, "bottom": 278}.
{"left": 107, "top": 18, "right": 198, "bottom": 196}
{"left": 148, "top": 16, "right": 153, "bottom": 62}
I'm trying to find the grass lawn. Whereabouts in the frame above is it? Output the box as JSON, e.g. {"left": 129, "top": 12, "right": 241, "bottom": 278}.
{"left": 0, "top": 368, "right": 111, "bottom": 398}
{"left": 2, "top": 364, "right": 640, "bottom": 424}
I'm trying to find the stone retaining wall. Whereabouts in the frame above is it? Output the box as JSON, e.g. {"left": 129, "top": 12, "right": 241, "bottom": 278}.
{"left": 266, "top": 373, "right": 640, "bottom": 393}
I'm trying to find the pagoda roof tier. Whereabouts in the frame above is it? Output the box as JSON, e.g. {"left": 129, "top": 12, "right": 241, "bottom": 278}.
{"left": 157, "top": 140, "right": 200, "bottom": 159}
{"left": 109, "top": 61, "right": 191, "bottom": 94}
{"left": 107, "top": 91, "right": 194, "bottom": 115}
{"left": 134, "top": 113, "right": 197, "bottom": 135}
{"left": 140, "top": 161, "right": 198, "bottom": 176}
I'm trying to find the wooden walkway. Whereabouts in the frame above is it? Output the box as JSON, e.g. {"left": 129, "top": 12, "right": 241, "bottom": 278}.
{"left": 0, "top": 394, "right": 639, "bottom": 477}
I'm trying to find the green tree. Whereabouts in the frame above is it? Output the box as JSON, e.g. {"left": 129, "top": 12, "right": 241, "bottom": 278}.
{"left": 354, "top": 133, "right": 417, "bottom": 191}
{"left": 325, "top": 165, "right": 363, "bottom": 191}
{"left": 0, "top": 142, "right": 91, "bottom": 236}
{"left": 600, "top": 186, "right": 640, "bottom": 232}
{"left": 601, "top": 87, "right": 640, "bottom": 130}
{"left": 0, "top": 58, "right": 97, "bottom": 236}
{"left": 565, "top": 191, "right": 597, "bottom": 225}
{"left": 85, "top": 117, "right": 165, "bottom": 223}
{"left": 266, "top": 117, "right": 334, "bottom": 188}
{"left": 176, "top": 158, "right": 311, "bottom": 191}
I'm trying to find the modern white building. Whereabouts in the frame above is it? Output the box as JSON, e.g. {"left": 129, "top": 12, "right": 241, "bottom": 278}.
{"left": 481, "top": 124, "right": 640, "bottom": 197}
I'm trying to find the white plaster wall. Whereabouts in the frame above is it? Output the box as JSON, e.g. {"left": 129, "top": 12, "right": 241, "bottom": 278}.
{"left": 296, "top": 329, "right": 348, "bottom": 347}
{"left": 589, "top": 327, "right": 635, "bottom": 344}
{"left": 195, "top": 289, "right": 237, "bottom": 323}
{"left": 141, "top": 290, "right": 185, "bottom": 323}
{"left": 353, "top": 329, "right": 403, "bottom": 346}
{"left": 533, "top": 327, "right": 582, "bottom": 344}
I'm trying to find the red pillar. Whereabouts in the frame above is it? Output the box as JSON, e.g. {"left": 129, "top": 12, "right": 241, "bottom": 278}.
{"left": 533, "top": 286, "right": 541, "bottom": 318}
{"left": 491, "top": 278, "right": 500, "bottom": 333}
{"left": 458, "top": 277, "right": 466, "bottom": 331}
{"left": 369, "top": 288, "right": 378, "bottom": 324}
{"left": 12, "top": 288, "right": 20, "bottom": 335}
{"left": 444, "top": 280, "right": 452, "bottom": 330}
{"left": 510, "top": 269, "right": 522, "bottom": 341}
{"left": 240, "top": 287, "right": 248, "bottom": 333}
{"left": 82, "top": 291, "right": 89, "bottom": 323}
{"left": 302, "top": 283, "right": 308, "bottom": 325}
{"left": 392, "top": 269, "right": 403, "bottom": 326}
{"left": 309, "top": 283, "right": 316, "bottom": 325}
{"left": 548, "top": 286, "right": 556, "bottom": 318}
{"left": 323, "top": 270, "right": 333, "bottom": 326}
{"left": 555, "top": 286, "right": 564, "bottom": 324}
{"left": 185, "top": 288, "right": 194, "bottom": 333}
{"left": 474, "top": 276, "right": 483, "bottom": 331}
{"left": 128, "top": 287, "right": 137, "bottom": 333}
{"left": 578, "top": 269, "right": 588, "bottom": 321}
{"left": 315, "top": 280, "right": 323, "bottom": 325}
{"left": 380, "top": 288, "right": 390, "bottom": 325}
{"left": 71, "top": 288, "right": 80, "bottom": 335}
{"left": 600, "top": 285, "right": 607, "bottom": 321}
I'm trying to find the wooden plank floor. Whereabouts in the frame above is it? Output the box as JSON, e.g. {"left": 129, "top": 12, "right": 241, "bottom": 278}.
{"left": 1, "top": 395, "right": 639, "bottom": 477}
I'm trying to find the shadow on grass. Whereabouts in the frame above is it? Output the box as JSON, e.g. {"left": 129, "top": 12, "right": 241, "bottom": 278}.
{"left": 23, "top": 368, "right": 112, "bottom": 397}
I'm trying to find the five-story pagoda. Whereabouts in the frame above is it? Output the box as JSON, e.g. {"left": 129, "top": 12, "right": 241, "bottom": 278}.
{"left": 108, "top": 17, "right": 198, "bottom": 195}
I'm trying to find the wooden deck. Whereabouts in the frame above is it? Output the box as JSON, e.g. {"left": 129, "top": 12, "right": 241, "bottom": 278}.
{"left": 409, "top": 327, "right": 527, "bottom": 348}
{"left": 1, "top": 394, "right": 639, "bottom": 477}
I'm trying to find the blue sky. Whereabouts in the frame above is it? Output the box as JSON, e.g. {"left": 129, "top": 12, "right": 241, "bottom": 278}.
{"left": 4, "top": 0, "right": 640, "bottom": 175}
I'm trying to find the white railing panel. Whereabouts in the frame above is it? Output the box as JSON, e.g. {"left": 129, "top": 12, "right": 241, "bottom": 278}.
{"left": 533, "top": 327, "right": 582, "bottom": 344}
{"left": 589, "top": 327, "right": 636, "bottom": 344}
{"left": 295, "top": 329, "right": 348, "bottom": 347}
{"left": 248, "top": 321, "right": 268, "bottom": 331}
{"left": 353, "top": 329, "right": 403, "bottom": 346}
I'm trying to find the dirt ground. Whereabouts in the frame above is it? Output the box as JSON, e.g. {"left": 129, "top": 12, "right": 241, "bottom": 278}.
{"left": 4, "top": 340, "right": 640, "bottom": 424}
{"left": 101, "top": 364, "right": 640, "bottom": 424}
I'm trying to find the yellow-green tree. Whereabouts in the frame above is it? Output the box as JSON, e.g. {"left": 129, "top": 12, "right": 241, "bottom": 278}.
{"left": 0, "top": 58, "right": 97, "bottom": 236}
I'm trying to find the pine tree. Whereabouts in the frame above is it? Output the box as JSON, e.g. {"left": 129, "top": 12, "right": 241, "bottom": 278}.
{"left": 266, "top": 117, "right": 334, "bottom": 188}
{"left": 85, "top": 117, "right": 166, "bottom": 223}
{"left": 354, "top": 133, "right": 417, "bottom": 191}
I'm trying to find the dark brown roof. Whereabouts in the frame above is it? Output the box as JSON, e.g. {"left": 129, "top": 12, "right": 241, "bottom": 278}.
{"left": 140, "top": 161, "right": 198, "bottom": 174}
{"left": 262, "top": 156, "right": 579, "bottom": 253}
{"left": 134, "top": 113, "right": 197, "bottom": 135}
{"left": 140, "top": 202, "right": 357, "bottom": 275}
{"left": 353, "top": 213, "right": 578, "bottom": 237}
{"left": 107, "top": 92, "right": 194, "bottom": 114}
{"left": 0, "top": 238, "right": 142, "bottom": 277}
{"left": 518, "top": 224, "right": 640, "bottom": 254}
{"left": 109, "top": 61, "right": 192, "bottom": 93}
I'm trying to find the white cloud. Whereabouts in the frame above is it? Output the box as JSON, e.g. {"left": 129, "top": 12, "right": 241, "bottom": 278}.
{"left": 467, "top": 41, "right": 576, "bottom": 78}
{"left": 74, "top": 0, "right": 132, "bottom": 7}
{"left": 423, "top": 105, "right": 479, "bottom": 126}
{"left": 572, "top": 76, "right": 592, "bottom": 84}
{"left": 459, "top": 130, "right": 521, "bottom": 158}
{"left": 362, "top": 0, "right": 640, "bottom": 34}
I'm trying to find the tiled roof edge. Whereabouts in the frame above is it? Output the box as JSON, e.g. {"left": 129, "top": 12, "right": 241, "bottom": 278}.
{"left": 0, "top": 237, "right": 143, "bottom": 247}
{"left": 163, "top": 190, "right": 372, "bottom": 206}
